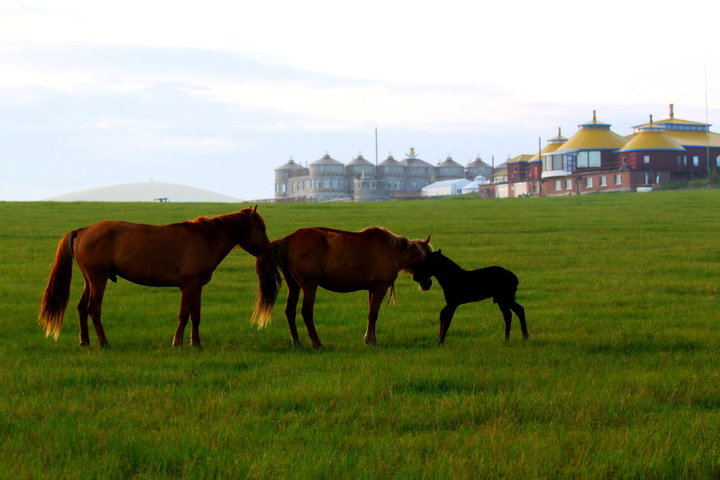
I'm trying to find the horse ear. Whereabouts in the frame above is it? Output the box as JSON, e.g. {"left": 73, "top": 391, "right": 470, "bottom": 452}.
{"left": 252, "top": 204, "right": 258, "bottom": 213}
{"left": 424, "top": 234, "right": 431, "bottom": 245}
{"left": 437, "top": 249, "right": 442, "bottom": 254}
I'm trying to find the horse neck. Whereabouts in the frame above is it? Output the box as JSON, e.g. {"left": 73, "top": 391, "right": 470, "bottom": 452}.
{"left": 430, "top": 255, "right": 465, "bottom": 285}
{"left": 192, "top": 214, "right": 245, "bottom": 254}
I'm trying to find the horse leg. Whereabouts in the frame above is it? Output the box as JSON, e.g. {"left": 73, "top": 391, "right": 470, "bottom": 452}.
{"left": 87, "top": 274, "right": 110, "bottom": 348}
{"left": 498, "top": 302, "right": 512, "bottom": 341}
{"left": 300, "top": 286, "right": 323, "bottom": 349}
{"left": 511, "top": 301, "right": 528, "bottom": 339}
{"left": 188, "top": 285, "right": 203, "bottom": 349}
{"left": 172, "top": 288, "right": 189, "bottom": 347}
{"left": 284, "top": 278, "right": 301, "bottom": 347}
{"left": 175, "top": 283, "right": 202, "bottom": 348}
{"left": 364, "top": 287, "right": 388, "bottom": 345}
{"left": 77, "top": 280, "right": 91, "bottom": 346}
{"left": 438, "top": 304, "right": 457, "bottom": 345}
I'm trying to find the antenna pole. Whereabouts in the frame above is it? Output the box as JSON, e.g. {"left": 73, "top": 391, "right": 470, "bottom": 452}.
{"left": 375, "top": 127, "right": 379, "bottom": 168}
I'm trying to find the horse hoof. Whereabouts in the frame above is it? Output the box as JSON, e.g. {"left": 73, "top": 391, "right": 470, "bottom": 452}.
{"left": 79, "top": 341, "right": 90, "bottom": 347}
{"left": 364, "top": 337, "right": 376, "bottom": 346}
{"left": 99, "top": 342, "right": 110, "bottom": 349}
{"left": 312, "top": 343, "right": 324, "bottom": 350}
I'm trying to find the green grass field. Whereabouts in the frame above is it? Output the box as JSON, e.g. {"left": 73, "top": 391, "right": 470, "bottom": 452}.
{"left": 1, "top": 190, "right": 719, "bottom": 479}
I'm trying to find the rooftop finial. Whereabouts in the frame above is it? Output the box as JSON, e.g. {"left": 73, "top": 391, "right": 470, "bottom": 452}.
{"left": 650, "top": 114, "right": 653, "bottom": 125}
{"left": 557, "top": 127, "right": 562, "bottom": 137}
{"left": 592, "top": 110, "right": 597, "bottom": 123}
{"left": 669, "top": 103, "right": 675, "bottom": 119}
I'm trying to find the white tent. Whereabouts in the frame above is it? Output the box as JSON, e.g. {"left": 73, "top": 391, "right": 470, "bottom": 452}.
{"left": 421, "top": 178, "right": 471, "bottom": 197}
{"left": 460, "top": 175, "right": 488, "bottom": 194}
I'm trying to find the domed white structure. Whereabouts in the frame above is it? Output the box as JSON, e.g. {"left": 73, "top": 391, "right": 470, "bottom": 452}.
{"left": 48, "top": 181, "right": 242, "bottom": 203}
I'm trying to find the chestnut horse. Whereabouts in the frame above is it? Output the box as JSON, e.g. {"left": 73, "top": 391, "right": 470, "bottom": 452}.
{"left": 251, "top": 227, "right": 431, "bottom": 348}
{"left": 38, "top": 206, "right": 269, "bottom": 348}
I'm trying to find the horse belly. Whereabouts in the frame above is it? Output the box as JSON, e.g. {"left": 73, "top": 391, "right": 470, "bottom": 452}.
{"left": 318, "top": 264, "right": 394, "bottom": 293}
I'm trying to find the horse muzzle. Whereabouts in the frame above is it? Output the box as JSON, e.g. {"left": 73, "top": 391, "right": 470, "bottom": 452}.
{"left": 414, "top": 275, "right": 432, "bottom": 291}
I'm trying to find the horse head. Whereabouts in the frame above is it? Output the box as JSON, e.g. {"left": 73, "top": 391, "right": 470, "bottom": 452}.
{"left": 404, "top": 235, "right": 433, "bottom": 291}
{"left": 238, "top": 205, "right": 270, "bottom": 256}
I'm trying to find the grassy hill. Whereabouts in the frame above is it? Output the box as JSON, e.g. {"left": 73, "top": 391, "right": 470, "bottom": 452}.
{"left": 1, "top": 191, "right": 718, "bottom": 479}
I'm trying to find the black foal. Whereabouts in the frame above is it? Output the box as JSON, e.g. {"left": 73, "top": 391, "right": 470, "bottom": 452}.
{"left": 412, "top": 250, "right": 528, "bottom": 344}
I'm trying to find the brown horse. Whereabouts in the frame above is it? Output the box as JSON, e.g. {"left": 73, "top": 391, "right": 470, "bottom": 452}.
{"left": 251, "top": 226, "right": 431, "bottom": 348}
{"left": 38, "top": 206, "right": 269, "bottom": 348}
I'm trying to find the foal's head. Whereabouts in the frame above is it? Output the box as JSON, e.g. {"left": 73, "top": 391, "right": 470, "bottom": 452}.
{"left": 410, "top": 250, "right": 449, "bottom": 291}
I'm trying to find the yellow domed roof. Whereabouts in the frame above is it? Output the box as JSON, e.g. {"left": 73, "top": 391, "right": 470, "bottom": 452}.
{"left": 617, "top": 127, "right": 685, "bottom": 152}
{"left": 507, "top": 154, "right": 534, "bottom": 163}
{"left": 530, "top": 128, "right": 568, "bottom": 160}
{"left": 631, "top": 104, "right": 720, "bottom": 147}
{"left": 556, "top": 112, "right": 627, "bottom": 152}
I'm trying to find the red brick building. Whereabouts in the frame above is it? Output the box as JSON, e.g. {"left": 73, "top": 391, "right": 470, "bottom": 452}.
{"left": 493, "top": 105, "right": 720, "bottom": 198}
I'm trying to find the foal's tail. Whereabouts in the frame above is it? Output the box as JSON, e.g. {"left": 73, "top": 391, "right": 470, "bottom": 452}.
{"left": 38, "top": 230, "right": 78, "bottom": 340}
{"left": 251, "top": 238, "right": 287, "bottom": 328}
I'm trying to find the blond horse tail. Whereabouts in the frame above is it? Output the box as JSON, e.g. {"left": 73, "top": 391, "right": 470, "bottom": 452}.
{"left": 251, "top": 238, "right": 286, "bottom": 328}
{"left": 38, "top": 230, "right": 77, "bottom": 340}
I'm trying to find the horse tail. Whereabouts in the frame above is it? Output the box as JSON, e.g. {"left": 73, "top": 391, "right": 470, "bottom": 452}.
{"left": 251, "top": 238, "right": 287, "bottom": 328}
{"left": 385, "top": 283, "right": 397, "bottom": 306}
{"left": 38, "top": 230, "right": 78, "bottom": 340}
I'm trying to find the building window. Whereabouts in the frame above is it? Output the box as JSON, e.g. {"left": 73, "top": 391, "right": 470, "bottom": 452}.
{"left": 643, "top": 155, "right": 650, "bottom": 164}
{"left": 655, "top": 173, "right": 661, "bottom": 184}
{"left": 576, "top": 151, "right": 602, "bottom": 168}
{"left": 693, "top": 156, "right": 700, "bottom": 166}
{"left": 565, "top": 179, "right": 573, "bottom": 190}
{"left": 644, "top": 173, "right": 651, "bottom": 184}
{"left": 716, "top": 156, "right": 720, "bottom": 167}
{"left": 614, "top": 174, "right": 622, "bottom": 185}
{"left": 585, "top": 177, "right": 593, "bottom": 188}
{"left": 555, "top": 180, "right": 562, "bottom": 191}
{"left": 599, "top": 175, "right": 607, "bottom": 187}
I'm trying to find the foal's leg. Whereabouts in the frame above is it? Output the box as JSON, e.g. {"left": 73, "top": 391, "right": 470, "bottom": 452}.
{"left": 87, "top": 274, "right": 110, "bottom": 348}
{"left": 300, "top": 285, "right": 323, "bottom": 349}
{"left": 77, "top": 280, "right": 91, "bottom": 346}
{"left": 284, "top": 277, "right": 302, "bottom": 346}
{"left": 438, "top": 304, "right": 457, "bottom": 345}
{"left": 498, "top": 302, "right": 513, "bottom": 340}
{"left": 510, "top": 301, "right": 528, "bottom": 339}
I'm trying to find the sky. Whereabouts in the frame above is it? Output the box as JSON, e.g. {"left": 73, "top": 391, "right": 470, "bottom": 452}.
{"left": 1, "top": 0, "right": 718, "bottom": 201}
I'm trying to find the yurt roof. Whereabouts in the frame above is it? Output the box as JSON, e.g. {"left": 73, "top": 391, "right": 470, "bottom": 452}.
{"left": 617, "top": 127, "right": 686, "bottom": 152}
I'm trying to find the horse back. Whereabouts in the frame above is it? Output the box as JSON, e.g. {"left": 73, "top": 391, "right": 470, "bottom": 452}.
{"left": 73, "top": 221, "right": 219, "bottom": 286}
{"left": 284, "top": 227, "right": 403, "bottom": 291}
{"left": 473, "top": 266, "right": 518, "bottom": 298}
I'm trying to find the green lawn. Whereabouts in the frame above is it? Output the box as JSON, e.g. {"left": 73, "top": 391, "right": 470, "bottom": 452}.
{"left": 1, "top": 190, "right": 719, "bottom": 479}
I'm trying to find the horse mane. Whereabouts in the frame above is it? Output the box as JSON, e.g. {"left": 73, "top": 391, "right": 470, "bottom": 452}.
{"left": 431, "top": 251, "right": 464, "bottom": 273}
{"left": 184, "top": 210, "right": 257, "bottom": 249}
{"left": 359, "top": 226, "right": 411, "bottom": 250}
